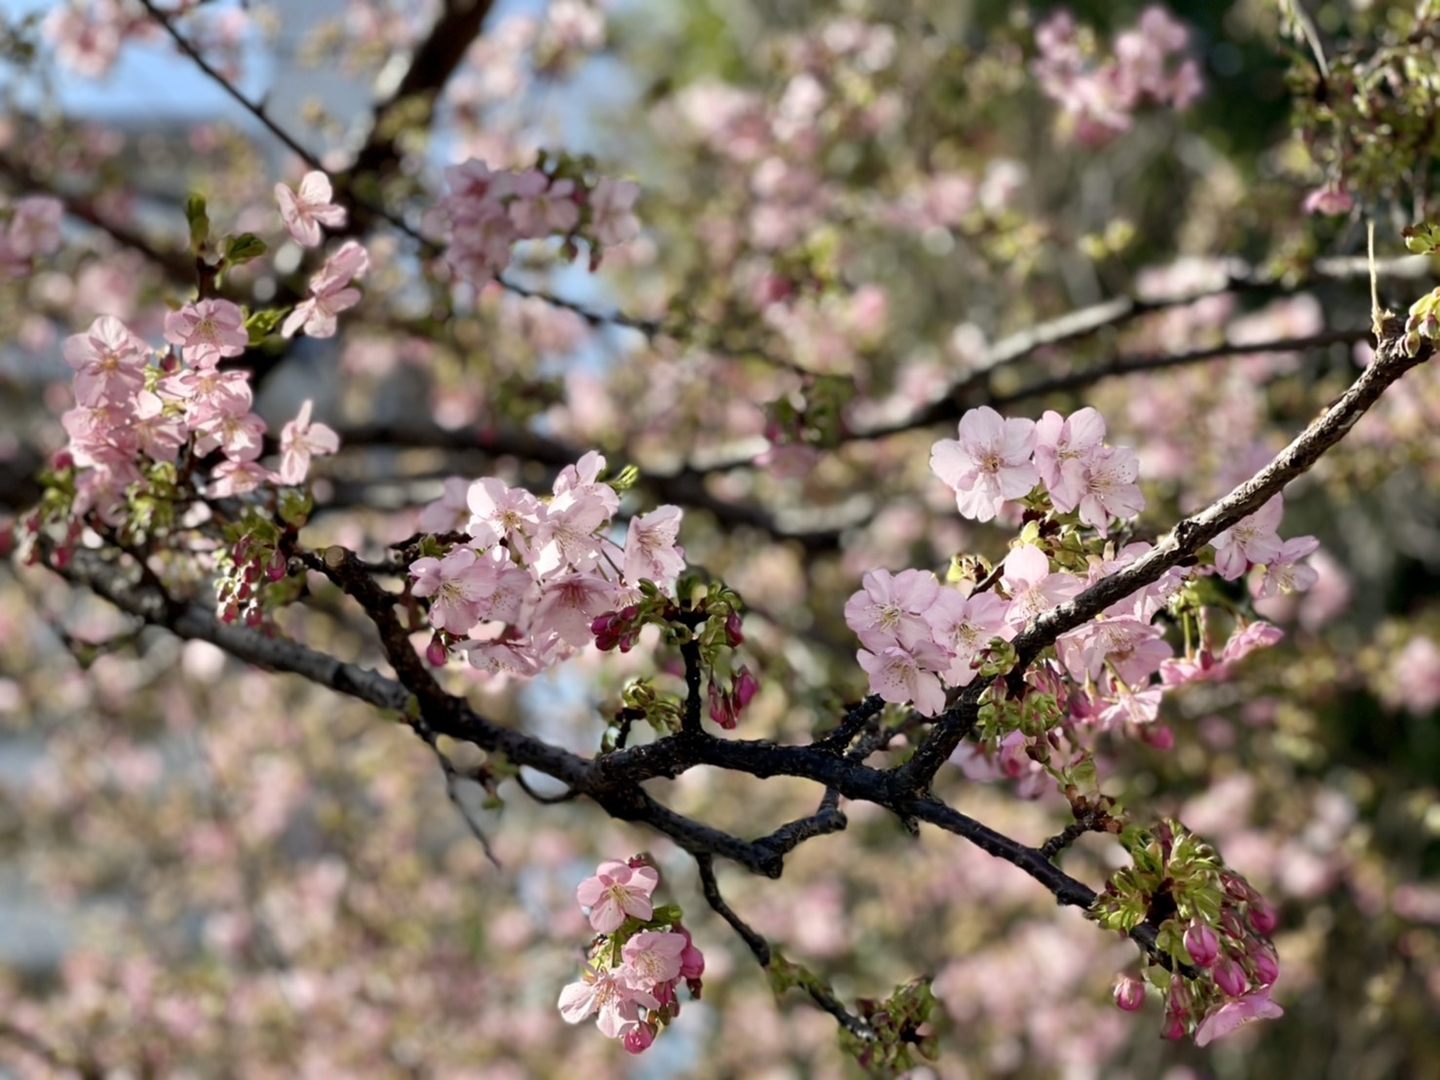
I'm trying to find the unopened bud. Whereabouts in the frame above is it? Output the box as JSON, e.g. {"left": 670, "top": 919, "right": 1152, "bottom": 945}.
{"left": 1213, "top": 957, "right": 1247, "bottom": 998}
{"left": 426, "top": 635, "right": 448, "bottom": 667}
{"left": 1184, "top": 921, "right": 1220, "bottom": 968}
{"left": 1114, "top": 975, "right": 1145, "bottom": 1012}
{"left": 1247, "top": 898, "right": 1279, "bottom": 936}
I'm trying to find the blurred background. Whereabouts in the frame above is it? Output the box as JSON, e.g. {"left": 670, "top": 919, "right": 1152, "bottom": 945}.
{"left": 1, "top": 0, "right": 1438, "bottom": 1076}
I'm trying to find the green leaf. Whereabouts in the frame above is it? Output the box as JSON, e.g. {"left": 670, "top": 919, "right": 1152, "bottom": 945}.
{"left": 185, "top": 193, "right": 211, "bottom": 253}
{"left": 1402, "top": 222, "right": 1440, "bottom": 255}
{"left": 223, "top": 232, "right": 268, "bottom": 266}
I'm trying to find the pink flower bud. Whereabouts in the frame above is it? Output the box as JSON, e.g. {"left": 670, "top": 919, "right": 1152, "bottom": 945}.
{"left": 267, "top": 551, "right": 288, "bottom": 581}
{"left": 1213, "top": 956, "right": 1248, "bottom": 998}
{"left": 51, "top": 449, "right": 74, "bottom": 470}
{"left": 243, "top": 603, "right": 263, "bottom": 627}
{"left": 622, "top": 1023, "right": 655, "bottom": 1054}
{"left": 1220, "top": 871, "right": 1253, "bottom": 904}
{"left": 724, "top": 610, "right": 744, "bottom": 646}
{"left": 732, "top": 666, "right": 758, "bottom": 710}
{"left": 1184, "top": 921, "right": 1220, "bottom": 968}
{"left": 1141, "top": 723, "right": 1175, "bottom": 750}
{"left": 1247, "top": 898, "right": 1279, "bottom": 936}
{"left": 1114, "top": 975, "right": 1145, "bottom": 1012}
{"left": 1161, "top": 1014, "right": 1187, "bottom": 1040}
{"left": 1250, "top": 947, "right": 1279, "bottom": 987}
{"left": 426, "top": 635, "right": 448, "bottom": 667}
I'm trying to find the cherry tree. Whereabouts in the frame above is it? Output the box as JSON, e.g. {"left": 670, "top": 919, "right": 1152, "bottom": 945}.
{"left": 2, "top": 1, "right": 1440, "bottom": 1076}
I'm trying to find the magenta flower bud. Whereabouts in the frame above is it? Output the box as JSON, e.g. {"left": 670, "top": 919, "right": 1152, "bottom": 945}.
{"left": 724, "top": 610, "right": 744, "bottom": 646}
{"left": 1213, "top": 956, "right": 1248, "bottom": 997}
{"left": 1220, "top": 871, "right": 1253, "bottom": 904}
{"left": 732, "top": 666, "right": 759, "bottom": 710}
{"left": 1184, "top": 921, "right": 1220, "bottom": 968}
{"left": 621, "top": 1023, "right": 655, "bottom": 1054}
{"left": 51, "top": 449, "right": 74, "bottom": 470}
{"left": 1251, "top": 947, "right": 1279, "bottom": 987}
{"left": 1161, "top": 1014, "right": 1187, "bottom": 1040}
{"left": 1220, "top": 908, "right": 1246, "bottom": 941}
{"left": 266, "top": 551, "right": 288, "bottom": 582}
{"left": 1247, "top": 898, "right": 1279, "bottom": 936}
{"left": 590, "top": 612, "right": 615, "bottom": 637}
{"left": 426, "top": 635, "right": 448, "bottom": 667}
{"left": 1141, "top": 724, "right": 1175, "bottom": 750}
{"left": 220, "top": 601, "right": 239, "bottom": 624}
{"left": 1114, "top": 975, "right": 1145, "bottom": 1012}
{"left": 243, "top": 603, "right": 263, "bottom": 627}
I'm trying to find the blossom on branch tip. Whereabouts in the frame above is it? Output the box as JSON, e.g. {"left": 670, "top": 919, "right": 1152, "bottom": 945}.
{"left": 1211, "top": 497, "right": 1284, "bottom": 580}
{"left": 930, "top": 406, "right": 1038, "bottom": 522}
{"left": 576, "top": 860, "right": 659, "bottom": 933}
{"left": 164, "top": 299, "right": 249, "bottom": 366}
{"left": 1193, "top": 988, "right": 1283, "bottom": 1046}
{"left": 275, "top": 170, "right": 347, "bottom": 247}
{"left": 277, "top": 399, "right": 340, "bottom": 485}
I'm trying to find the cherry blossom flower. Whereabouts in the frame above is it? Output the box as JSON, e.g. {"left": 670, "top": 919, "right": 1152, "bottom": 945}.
{"left": 5, "top": 196, "right": 64, "bottom": 259}
{"left": 63, "top": 314, "right": 150, "bottom": 406}
{"left": 857, "top": 639, "right": 948, "bottom": 716}
{"left": 1193, "top": 988, "right": 1283, "bottom": 1046}
{"left": 1212, "top": 497, "right": 1285, "bottom": 580}
{"left": 844, "top": 568, "right": 940, "bottom": 652}
{"left": 275, "top": 170, "right": 347, "bottom": 247}
{"left": 1034, "top": 407, "right": 1105, "bottom": 512}
{"left": 282, "top": 241, "right": 369, "bottom": 339}
{"left": 532, "top": 572, "right": 621, "bottom": 646}
{"left": 1220, "top": 620, "right": 1284, "bottom": 664}
{"left": 1001, "top": 544, "right": 1082, "bottom": 631}
{"left": 164, "top": 299, "right": 249, "bottom": 366}
{"left": 1253, "top": 535, "right": 1320, "bottom": 599}
{"left": 417, "top": 477, "right": 473, "bottom": 534}
{"left": 922, "top": 588, "right": 1012, "bottom": 686}
{"left": 509, "top": 177, "right": 581, "bottom": 235}
{"left": 467, "top": 477, "right": 542, "bottom": 549}
{"left": 620, "top": 931, "right": 686, "bottom": 989}
{"left": 624, "top": 506, "right": 685, "bottom": 588}
{"left": 1302, "top": 183, "right": 1354, "bottom": 216}
{"left": 529, "top": 488, "right": 612, "bottom": 578}
{"left": 409, "top": 546, "right": 497, "bottom": 635}
{"left": 930, "top": 406, "right": 1038, "bottom": 522}
{"left": 558, "top": 964, "right": 659, "bottom": 1039}
{"left": 590, "top": 178, "right": 641, "bottom": 246}
{"left": 277, "top": 399, "right": 341, "bottom": 485}
{"left": 131, "top": 391, "right": 185, "bottom": 462}
{"left": 576, "top": 860, "right": 659, "bottom": 933}
{"left": 193, "top": 409, "right": 267, "bottom": 462}
{"left": 1075, "top": 445, "right": 1144, "bottom": 536}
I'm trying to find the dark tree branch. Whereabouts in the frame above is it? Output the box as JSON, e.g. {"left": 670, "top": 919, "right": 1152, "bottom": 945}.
{"left": 695, "top": 854, "right": 877, "bottom": 1042}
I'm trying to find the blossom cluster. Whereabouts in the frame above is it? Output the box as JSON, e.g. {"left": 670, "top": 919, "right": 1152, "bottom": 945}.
{"left": 847, "top": 406, "right": 1319, "bottom": 755}
{"left": 422, "top": 158, "right": 640, "bottom": 285}
{"left": 1031, "top": 6, "right": 1202, "bottom": 146}
{"left": 558, "top": 859, "right": 704, "bottom": 1053}
{"left": 1103, "top": 823, "right": 1284, "bottom": 1045}
{"left": 52, "top": 308, "right": 339, "bottom": 523}
{"left": 410, "top": 453, "right": 685, "bottom": 679}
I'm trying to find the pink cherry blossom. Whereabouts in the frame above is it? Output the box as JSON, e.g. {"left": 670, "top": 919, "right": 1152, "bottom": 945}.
{"left": 275, "top": 170, "right": 347, "bottom": 247}
{"left": 276, "top": 399, "right": 340, "bottom": 485}
{"left": 857, "top": 639, "right": 949, "bottom": 716}
{"left": 576, "top": 860, "right": 659, "bottom": 933}
{"left": 620, "top": 931, "right": 686, "bottom": 989}
{"left": 1220, "top": 620, "right": 1284, "bottom": 664}
{"left": 6, "top": 195, "right": 64, "bottom": 259}
{"left": 417, "top": 477, "right": 474, "bottom": 534}
{"left": 1001, "top": 544, "right": 1082, "bottom": 630}
{"left": 844, "top": 568, "right": 941, "bottom": 652}
{"left": 509, "top": 177, "right": 581, "bottom": 235}
{"left": 163, "top": 299, "right": 249, "bottom": 366}
{"left": 590, "top": 178, "right": 641, "bottom": 246}
{"left": 1253, "top": 535, "right": 1320, "bottom": 599}
{"left": 193, "top": 410, "right": 267, "bottom": 462}
{"left": 558, "top": 965, "right": 659, "bottom": 1039}
{"left": 529, "top": 488, "right": 612, "bottom": 578}
{"left": 467, "top": 477, "right": 542, "bottom": 548}
{"left": 1075, "top": 445, "right": 1144, "bottom": 536}
{"left": 282, "top": 241, "right": 368, "bottom": 339}
{"left": 63, "top": 315, "right": 150, "bottom": 406}
{"left": 409, "top": 546, "right": 497, "bottom": 635}
{"left": 1193, "top": 988, "right": 1283, "bottom": 1046}
{"left": 1212, "top": 497, "right": 1284, "bottom": 580}
{"left": 922, "top": 588, "right": 1012, "bottom": 686}
{"left": 532, "top": 572, "right": 621, "bottom": 646}
{"left": 1034, "top": 407, "right": 1105, "bottom": 512}
{"left": 1302, "top": 183, "right": 1354, "bottom": 216}
{"left": 624, "top": 506, "right": 686, "bottom": 589}
{"left": 930, "top": 406, "right": 1038, "bottom": 522}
